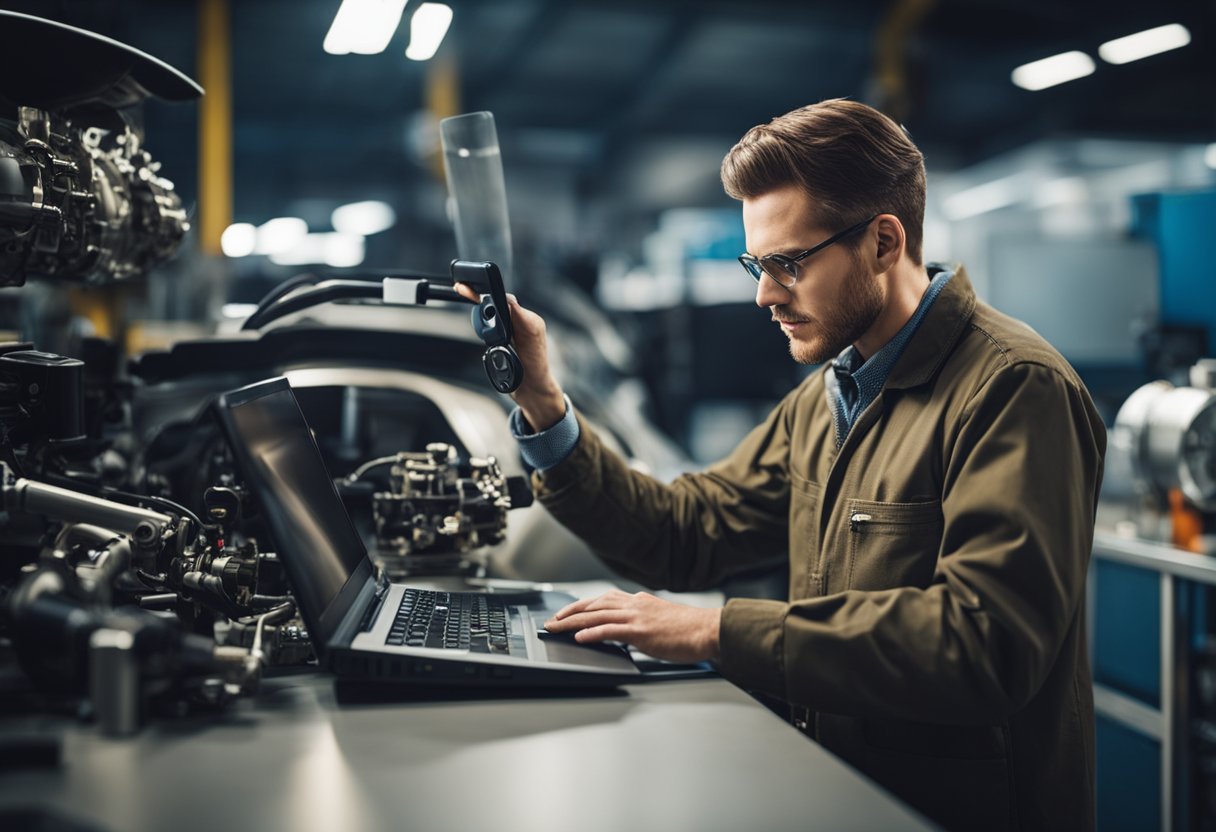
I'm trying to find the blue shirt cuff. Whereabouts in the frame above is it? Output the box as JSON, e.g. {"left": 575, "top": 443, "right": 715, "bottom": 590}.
{"left": 509, "top": 395, "right": 580, "bottom": 471}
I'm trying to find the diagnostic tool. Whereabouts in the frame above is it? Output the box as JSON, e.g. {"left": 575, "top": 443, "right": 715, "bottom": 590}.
{"left": 451, "top": 260, "right": 524, "bottom": 394}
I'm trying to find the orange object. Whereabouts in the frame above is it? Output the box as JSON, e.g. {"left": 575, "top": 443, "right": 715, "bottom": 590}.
{"left": 1169, "top": 487, "right": 1204, "bottom": 553}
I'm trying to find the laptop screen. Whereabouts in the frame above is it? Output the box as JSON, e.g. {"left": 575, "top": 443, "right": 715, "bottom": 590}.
{"left": 215, "top": 377, "right": 372, "bottom": 651}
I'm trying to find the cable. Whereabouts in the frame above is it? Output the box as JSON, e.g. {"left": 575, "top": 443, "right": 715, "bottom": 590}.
{"left": 240, "top": 280, "right": 382, "bottom": 331}
{"left": 346, "top": 455, "right": 399, "bottom": 482}
{"left": 136, "top": 569, "right": 170, "bottom": 590}
{"left": 101, "top": 488, "right": 205, "bottom": 532}
{"left": 249, "top": 594, "right": 294, "bottom": 608}
{"left": 250, "top": 274, "right": 319, "bottom": 319}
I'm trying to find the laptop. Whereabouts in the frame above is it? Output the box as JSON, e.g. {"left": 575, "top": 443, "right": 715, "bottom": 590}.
{"left": 214, "top": 376, "right": 642, "bottom": 688}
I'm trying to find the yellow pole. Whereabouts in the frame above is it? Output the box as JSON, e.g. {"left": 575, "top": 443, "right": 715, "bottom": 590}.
{"left": 873, "top": 0, "right": 936, "bottom": 124}
{"left": 197, "top": 0, "right": 233, "bottom": 255}
{"left": 426, "top": 51, "right": 460, "bottom": 180}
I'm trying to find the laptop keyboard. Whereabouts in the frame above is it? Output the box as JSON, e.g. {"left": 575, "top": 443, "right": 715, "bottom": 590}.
{"left": 385, "top": 589, "right": 519, "bottom": 655}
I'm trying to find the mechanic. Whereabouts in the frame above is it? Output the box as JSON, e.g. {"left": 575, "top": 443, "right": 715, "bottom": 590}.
{"left": 456, "top": 99, "right": 1105, "bottom": 831}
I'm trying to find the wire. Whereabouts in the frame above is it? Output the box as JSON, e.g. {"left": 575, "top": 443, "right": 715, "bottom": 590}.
{"left": 240, "top": 280, "right": 382, "bottom": 331}
{"left": 136, "top": 569, "right": 170, "bottom": 590}
{"left": 346, "top": 455, "right": 399, "bottom": 482}
{"left": 101, "top": 488, "right": 205, "bottom": 531}
{"left": 249, "top": 594, "right": 294, "bottom": 608}
{"left": 250, "top": 274, "right": 318, "bottom": 321}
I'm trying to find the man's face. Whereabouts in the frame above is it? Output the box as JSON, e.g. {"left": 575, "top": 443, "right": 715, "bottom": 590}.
{"left": 742, "top": 184, "right": 884, "bottom": 364}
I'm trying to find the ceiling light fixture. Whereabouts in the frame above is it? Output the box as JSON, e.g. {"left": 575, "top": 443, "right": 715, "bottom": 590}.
{"left": 323, "top": 0, "right": 409, "bottom": 56}
{"left": 942, "top": 174, "right": 1028, "bottom": 220}
{"left": 405, "top": 3, "right": 453, "bottom": 61}
{"left": 220, "top": 222, "right": 257, "bottom": 258}
{"left": 1099, "top": 24, "right": 1191, "bottom": 65}
{"left": 1011, "top": 51, "right": 1095, "bottom": 91}
{"left": 332, "top": 200, "right": 397, "bottom": 235}
{"left": 269, "top": 232, "right": 366, "bottom": 268}
{"left": 254, "top": 217, "right": 309, "bottom": 256}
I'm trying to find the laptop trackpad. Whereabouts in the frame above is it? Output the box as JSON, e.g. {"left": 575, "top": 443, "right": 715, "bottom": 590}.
{"left": 532, "top": 622, "right": 637, "bottom": 673}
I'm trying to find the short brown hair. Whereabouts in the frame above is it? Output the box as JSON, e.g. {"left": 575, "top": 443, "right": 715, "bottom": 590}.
{"left": 721, "top": 99, "right": 926, "bottom": 265}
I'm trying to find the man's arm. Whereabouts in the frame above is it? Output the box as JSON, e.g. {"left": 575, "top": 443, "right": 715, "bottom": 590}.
{"left": 454, "top": 282, "right": 793, "bottom": 662}
{"left": 534, "top": 397, "right": 802, "bottom": 664}
{"left": 455, "top": 280, "right": 794, "bottom": 591}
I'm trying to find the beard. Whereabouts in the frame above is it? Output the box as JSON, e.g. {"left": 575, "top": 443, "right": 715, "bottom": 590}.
{"left": 776, "top": 262, "right": 885, "bottom": 365}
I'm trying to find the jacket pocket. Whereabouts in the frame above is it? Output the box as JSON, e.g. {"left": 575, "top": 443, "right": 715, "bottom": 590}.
{"left": 844, "top": 498, "right": 942, "bottom": 592}
{"left": 788, "top": 471, "right": 821, "bottom": 598}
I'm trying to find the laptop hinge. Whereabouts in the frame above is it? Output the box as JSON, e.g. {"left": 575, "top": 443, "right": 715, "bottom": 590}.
{"left": 358, "top": 573, "right": 390, "bottom": 632}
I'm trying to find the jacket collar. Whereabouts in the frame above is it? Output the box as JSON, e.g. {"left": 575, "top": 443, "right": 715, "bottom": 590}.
{"left": 882, "top": 263, "right": 977, "bottom": 391}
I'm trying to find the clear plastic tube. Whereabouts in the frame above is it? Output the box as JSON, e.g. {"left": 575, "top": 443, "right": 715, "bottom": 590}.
{"left": 439, "top": 111, "right": 514, "bottom": 283}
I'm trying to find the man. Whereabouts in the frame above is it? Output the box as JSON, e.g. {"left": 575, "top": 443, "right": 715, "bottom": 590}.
{"left": 456, "top": 99, "right": 1105, "bottom": 831}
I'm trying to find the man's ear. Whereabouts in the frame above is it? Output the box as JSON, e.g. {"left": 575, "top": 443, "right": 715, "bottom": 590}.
{"left": 874, "top": 215, "right": 905, "bottom": 270}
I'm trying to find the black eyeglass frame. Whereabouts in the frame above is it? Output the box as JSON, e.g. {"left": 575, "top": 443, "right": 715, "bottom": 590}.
{"left": 739, "top": 213, "right": 881, "bottom": 288}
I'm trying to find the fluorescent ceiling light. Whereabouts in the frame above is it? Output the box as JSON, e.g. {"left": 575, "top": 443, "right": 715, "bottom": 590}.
{"left": 254, "top": 217, "right": 309, "bottom": 255}
{"left": 269, "top": 232, "right": 365, "bottom": 268}
{"left": 1033, "top": 176, "right": 1088, "bottom": 209}
{"left": 323, "top": 233, "right": 366, "bottom": 268}
{"left": 1099, "top": 24, "right": 1190, "bottom": 65}
{"left": 942, "top": 173, "right": 1026, "bottom": 220}
{"left": 324, "top": 0, "right": 408, "bottom": 56}
{"left": 1205, "top": 143, "right": 1216, "bottom": 170}
{"left": 220, "top": 222, "right": 257, "bottom": 258}
{"left": 405, "top": 3, "right": 453, "bottom": 61}
{"left": 1011, "top": 51, "right": 1095, "bottom": 91}
{"left": 332, "top": 200, "right": 397, "bottom": 235}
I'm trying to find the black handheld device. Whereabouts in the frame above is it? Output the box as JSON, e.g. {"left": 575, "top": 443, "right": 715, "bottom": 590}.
{"left": 450, "top": 260, "right": 524, "bottom": 394}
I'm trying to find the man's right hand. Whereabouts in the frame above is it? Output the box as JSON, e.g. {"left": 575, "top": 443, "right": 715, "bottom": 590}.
{"left": 453, "top": 282, "right": 567, "bottom": 432}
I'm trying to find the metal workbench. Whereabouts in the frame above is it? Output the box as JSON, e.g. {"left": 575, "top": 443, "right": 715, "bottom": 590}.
{"left": 0, "top": 669, "right": 937, "bottom": 832}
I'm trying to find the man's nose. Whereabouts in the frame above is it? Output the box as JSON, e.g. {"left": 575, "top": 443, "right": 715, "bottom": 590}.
{"left": 754, "top": 272, "right": 788, "bottom": 309}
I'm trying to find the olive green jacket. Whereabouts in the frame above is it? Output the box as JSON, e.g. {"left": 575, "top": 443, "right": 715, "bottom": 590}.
{"left": 533, "top": 266, "right": 1105, "bottom": 831}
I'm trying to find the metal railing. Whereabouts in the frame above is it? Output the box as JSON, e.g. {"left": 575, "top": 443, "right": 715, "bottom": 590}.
{"left": 1090, "top": 532, "right": 1216, "bottom": 832}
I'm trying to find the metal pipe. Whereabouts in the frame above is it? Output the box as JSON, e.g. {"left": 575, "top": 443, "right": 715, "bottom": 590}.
{"left": 5, "top": 475, "right": 173, "bottom": 543}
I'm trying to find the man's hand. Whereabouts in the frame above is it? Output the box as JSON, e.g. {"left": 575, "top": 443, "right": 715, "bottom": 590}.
{"left": 544, "top": 590, "right": 721, "bottom": 664}
{"left": 453, "top": 282, "right": 566, "bottom": 431}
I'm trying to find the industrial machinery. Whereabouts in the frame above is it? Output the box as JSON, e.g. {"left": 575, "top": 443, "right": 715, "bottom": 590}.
{"left": 0, "top": 11, "right": 196, "bottom": 287}
{"left": 1111, "top": 359, "right": 1216, "bottom": 550}
{"left": 1105, "top": 358, "right": 1216, "bottom": 828}
{"left": 0, "top": 12, "right": 300, "bottom": 735}
{"left": 0, "top": 12, "right": 689, "bottom": 744}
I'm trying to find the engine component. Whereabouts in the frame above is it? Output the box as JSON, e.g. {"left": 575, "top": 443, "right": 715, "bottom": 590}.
{"left": 0, "top": 107, "right": 188, "bottom": 286}
{"left": 2, "top": 559, "right": 231, "bottom": 734}
{"left": 0, "top": 344, "right": 85, "bottom": 445}
{"left": 1113, "top": 360, "right": 1216, "bottom": 510}
{"left": 2, "top": 460, "right": 177, "bottom": 553}
{"left": 0, "top": 11, "right": 200, "bottom": 286}
{"left": 358, "top": 442, "right": 532, "bottom": 576}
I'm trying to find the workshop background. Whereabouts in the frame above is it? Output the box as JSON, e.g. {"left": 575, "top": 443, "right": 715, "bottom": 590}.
{"left": 2, "top": 1, "right": 1215, "bottom": 830}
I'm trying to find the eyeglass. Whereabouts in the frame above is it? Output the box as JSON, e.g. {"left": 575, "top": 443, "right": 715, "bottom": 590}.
{"left": 738, "top": 214, "right": 880, "bottom": 288}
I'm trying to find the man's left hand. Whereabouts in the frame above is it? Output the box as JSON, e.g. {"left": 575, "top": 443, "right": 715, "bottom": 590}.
{"left": 544, "top": 590, "right": 721, "bottom": 663}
